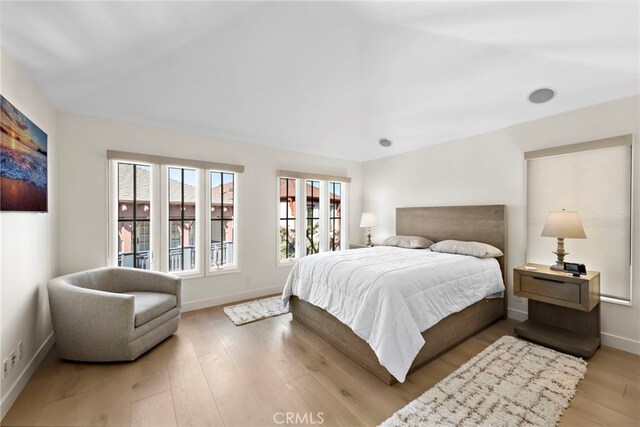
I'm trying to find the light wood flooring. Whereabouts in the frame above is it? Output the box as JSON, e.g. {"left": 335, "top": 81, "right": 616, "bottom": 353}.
{"left": 2, "top": 303, "right": 639, "bottom": 426}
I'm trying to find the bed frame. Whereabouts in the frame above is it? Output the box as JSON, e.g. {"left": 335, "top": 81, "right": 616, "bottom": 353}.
{"left": 290, "top": 204, "right": 507, "bottom": 385}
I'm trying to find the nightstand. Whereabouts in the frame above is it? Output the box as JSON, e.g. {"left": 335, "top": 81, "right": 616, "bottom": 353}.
{"left": 349, "top": 243, "right": 376, "bottom": 249}
{"left": 513, "top": 263, "right": 600, "bottom": 358}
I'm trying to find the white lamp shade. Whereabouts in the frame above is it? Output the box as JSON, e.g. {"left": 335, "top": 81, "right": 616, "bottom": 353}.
{"left": 541, "top": 210, "right": 586, "bottom": 239}
{"left": 360, "top": 212, "right": 378, "bottom": 228}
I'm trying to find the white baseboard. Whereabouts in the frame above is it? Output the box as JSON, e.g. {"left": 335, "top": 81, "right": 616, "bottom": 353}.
{"left": 507, "top": 307, "right": 528, "bottom": 322}
{"left": 1, "top": 332, "right": 55, "bottom": 420}
{"left": 601, "top": 332, "right": 640, "bottom": 355}
{"left": 182, "top": 285, "right": 284, "bottom": 312}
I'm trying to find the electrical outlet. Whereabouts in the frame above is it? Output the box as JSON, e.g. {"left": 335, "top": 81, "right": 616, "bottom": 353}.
{"left": 10, "top": 351, "right": 17, "bottom": 370}
{"left": 2, "top": 358, "right": 8, "bottom": 379}
{"left": 246, "top": 276, "right": 252, "bottom": 286}
{"left": 18, "top": 341, "right": 24, "bottom": 361}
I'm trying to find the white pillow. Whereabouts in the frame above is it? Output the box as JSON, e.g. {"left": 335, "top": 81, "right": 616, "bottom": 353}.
{"left": 381, "top": 235, "right": 434, "bottom": 249}
{"left": 430, "top": 240, "right": 503, "bottom": 258}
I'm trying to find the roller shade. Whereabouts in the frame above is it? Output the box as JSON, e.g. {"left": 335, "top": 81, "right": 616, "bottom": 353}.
{"left": 526, "top": 135, "right": 632, "bottom": 301}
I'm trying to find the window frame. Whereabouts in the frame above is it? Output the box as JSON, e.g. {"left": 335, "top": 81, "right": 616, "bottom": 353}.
{"left": 305, "top": 179, "right": 321, "bottom": 256}
{"left": 277, "top": 176, "right": 300, "bottom": 266}
{"left": 205, "top": 169, "right": 241, "bottom": 275}
{"left": 161, "top": 165, "right": 202, "bottom": 278}
{"left": 276, "top": 175, "right": 349, "bottom": 267}
{"left": 108, "top": 156, "right": 242, "bottom": 280}
{"left": 108, "top": 159, "right": 160, "bottom": 271}
{"left": 328, "top": 181, "right": 344, "bottom": 252}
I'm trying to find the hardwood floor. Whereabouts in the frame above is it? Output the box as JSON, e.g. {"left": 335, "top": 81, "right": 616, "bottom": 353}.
{"left": 2, "top": 304, "right": 639, "bottom": 426}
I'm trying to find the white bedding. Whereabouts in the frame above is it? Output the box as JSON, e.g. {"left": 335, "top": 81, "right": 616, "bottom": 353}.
{"left": 282, "top": 246, "right": 504, "bottom": 382}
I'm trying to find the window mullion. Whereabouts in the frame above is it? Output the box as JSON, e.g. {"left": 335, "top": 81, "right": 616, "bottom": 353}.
{"left": 133, "top": 165, "right": 137, "bottom": 268}
{"left": 295, "top": 178, "right": 305, "bottom": 258}
{"left": 341, "top": 183, "right": 349, "bottom": 251}
{"left": 181, "top": 168, "right": 185, "bottom": 271}
{"left": 205, "top": 170, "right": 211, "bottom": 272}
{"left": 287, "top": 178, "right": 293, "bottom": 259}
{"left": 319, "top": 181, "right": 328, "bottom": 253}
{"left": 161, "top": 166, "right": 169, "bottom": 272}
{"left": 220, "top": 173, "right": 224, "bottom": 266}
{"left": 150, "top": 164, "right": 160, "bottom": 271}
{"left": 109, "top": 160, "right": 118, "bottom": 266}
{"left": 194, "top": 168, "right": 202, "bottom": 273}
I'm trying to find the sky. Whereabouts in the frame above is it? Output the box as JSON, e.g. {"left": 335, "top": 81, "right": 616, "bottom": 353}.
{"left": 1, "top": 95, "right": 47, "bottom": 153}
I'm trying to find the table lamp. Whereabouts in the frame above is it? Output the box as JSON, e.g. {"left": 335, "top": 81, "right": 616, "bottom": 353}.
{"left": 541, "top": 209, "right": 586, "bottom": 270}
{"left": 360, "top": 212, "right": 378, "bottom": 247}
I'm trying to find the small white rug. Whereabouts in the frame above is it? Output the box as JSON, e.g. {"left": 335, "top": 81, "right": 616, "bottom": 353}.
{"left": 381, "top": 335, "right": 587, "bottom": 427}
{"left": 223, "top": 296, "right": 289, "bottom": 325}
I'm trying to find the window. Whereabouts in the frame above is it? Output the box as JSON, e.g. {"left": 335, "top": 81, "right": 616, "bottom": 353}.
{"left": 279, "top": 178, "right": 297, "bottom": 261}
{"left": 168, "top": 167, "right": 197, "bottom": 273}
{"left": 329, "top": 182, "right": 341, "bottom": 251}
{"left": 306, "top": 180, "right": 320, "bottom": 255}
{"left": 108, "top": 150, "right": 244, "bottom": 278}
{"left": 277, "top": 171, "right": 349, "bottom": 264}
{"left": 526, "top": 136, "right": 633, "bottom": 303}
{"left": 210, "top": 171, "right": 235, "bottom": 270}
{"left": 117, "top": 162, "right": 152, "bottom": 270}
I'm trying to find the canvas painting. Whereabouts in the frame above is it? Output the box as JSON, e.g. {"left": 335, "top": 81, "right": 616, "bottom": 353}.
{"left": 0, "top": 95, "right": 48, "bottom": 212}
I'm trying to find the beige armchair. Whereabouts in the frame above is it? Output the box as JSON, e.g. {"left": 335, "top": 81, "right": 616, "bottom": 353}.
{"left": 48, "top": 267, "right": 181, "bottom": 362}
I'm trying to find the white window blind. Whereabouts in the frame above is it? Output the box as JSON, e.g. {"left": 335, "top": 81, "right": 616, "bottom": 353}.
{"left": 526, "top": 138, "right": 633, "bottom": 302}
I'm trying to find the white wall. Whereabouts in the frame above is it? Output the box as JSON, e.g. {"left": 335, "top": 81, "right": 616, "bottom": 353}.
{"left": 0, "top": 49, "right": 58, "bottom": 416}
{"left": 362, "top": 96, "right": 640, "bottom": 354}
{"left": 57, "top": 113, "right": 363, "bottom": 309}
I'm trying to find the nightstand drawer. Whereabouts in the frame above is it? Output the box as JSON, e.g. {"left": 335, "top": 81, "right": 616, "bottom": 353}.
{"left": 520, "top": 275, "right": 580, "bottom": 303}
{"left": 514, "top": 264, "right": 600, "bottom": 311}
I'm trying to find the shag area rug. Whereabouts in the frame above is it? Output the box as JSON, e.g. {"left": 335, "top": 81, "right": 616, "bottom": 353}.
{"left": 223, "top": 296, "right": 289, "bottom": 325}
{"left": 381, "top": 335, "right": 587, "bottom": 427}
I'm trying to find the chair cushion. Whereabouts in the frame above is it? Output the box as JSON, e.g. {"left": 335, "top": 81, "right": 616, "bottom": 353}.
{"left": 124, "top": 292, "right": 177, "bottom": 327}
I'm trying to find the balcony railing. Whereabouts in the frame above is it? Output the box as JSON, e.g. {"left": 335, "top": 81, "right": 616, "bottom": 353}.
{"left": 211, "top": 242, "right": 234, "bottom": 269}
{"left": 118, "top": 242, "right": 234, "bottom": 271}
{"left": 168, "top": 246, "right": 196, "bottom": 271}
{"left": 118, "top": 251, "right": 150, "bottom": 269}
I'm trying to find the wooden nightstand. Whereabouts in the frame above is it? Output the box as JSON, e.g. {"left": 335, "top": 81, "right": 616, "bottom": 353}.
{"left": 513, "top": 263, "right": 601, "bottom": 358}
{"left": 349, "top": 243, "right": 376, "bottom": 249}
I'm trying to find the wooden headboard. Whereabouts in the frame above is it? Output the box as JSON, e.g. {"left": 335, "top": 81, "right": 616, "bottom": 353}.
{"left": 396, "top": 205, "right": 506, "bottom": 253}
{"left": 396, "top": 204, "right": 508, "bottom": 316}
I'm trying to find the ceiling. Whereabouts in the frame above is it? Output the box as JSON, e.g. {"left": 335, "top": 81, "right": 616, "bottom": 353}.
{"left": 1, "top": 1, "right": 638, "bottom": 161}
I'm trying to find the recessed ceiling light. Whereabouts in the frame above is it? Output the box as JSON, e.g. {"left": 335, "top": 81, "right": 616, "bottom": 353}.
{"left": 379, "top": 138, "right": 392, "bottom": 147}
{"left": 528, "top": 87, "right": 556, "bottom": 104}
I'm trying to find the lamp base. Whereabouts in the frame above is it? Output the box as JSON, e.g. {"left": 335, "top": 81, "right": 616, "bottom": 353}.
{"left": 550, "top": 263, "right": 565, "bottom": 271}
{"left": 550, "top": 237, "right": 568, "bottom": 271}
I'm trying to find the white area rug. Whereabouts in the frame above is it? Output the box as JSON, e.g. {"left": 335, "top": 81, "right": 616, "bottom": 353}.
{"left": 223, "top": 296, "right": 289, "bottom": 325}
{"left": 381, "top": 335, "right": 587, "bottom": 427}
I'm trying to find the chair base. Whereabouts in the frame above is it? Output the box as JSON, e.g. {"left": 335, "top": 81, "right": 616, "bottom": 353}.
{"left": 57, "top": 314, "right": 180, "bottom": 362}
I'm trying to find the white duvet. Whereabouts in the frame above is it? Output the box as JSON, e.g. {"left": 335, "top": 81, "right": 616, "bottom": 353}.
{"left": 282, "top": 246, "right": 504, "bottom": 382}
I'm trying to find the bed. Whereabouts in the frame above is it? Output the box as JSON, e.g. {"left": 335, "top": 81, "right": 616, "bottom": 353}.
{"left": 283, "top": 205, "right": 507, "bottom": 385}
